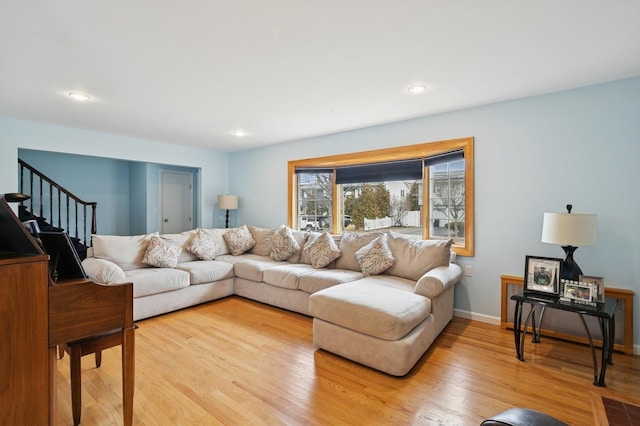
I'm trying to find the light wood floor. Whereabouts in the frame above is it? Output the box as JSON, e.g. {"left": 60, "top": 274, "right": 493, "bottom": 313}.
{"left": 54, "top": 296, "right": 639, "bottom": 425}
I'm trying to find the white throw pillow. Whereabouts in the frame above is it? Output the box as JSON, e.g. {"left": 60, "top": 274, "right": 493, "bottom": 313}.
{"left": 269, "top": 225, "right": 299, "bottom": 261}
{"left": 223, "top": 225, "right": 256, "bottom": 256}
{"left": 187, "top": 229, "right": 218, "bottom": 260}
{"left": 302, "top": 231, "right": 342, "bottom": 269}
{"left": 142, "top": 236, "right": 182, "bottom": 268}
{"left": 355, "top": 234, "right": 396, "bottom": 277}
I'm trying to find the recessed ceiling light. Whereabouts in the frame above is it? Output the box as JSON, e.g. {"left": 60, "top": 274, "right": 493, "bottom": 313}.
{"left": 230, "top": 129, "right": 249, "bottom": 137}
{"left": 67, "top": 92, "right": 91, "bottom": 101}
{"left": 408, "top": 84, "right": 428, "bottom": 94}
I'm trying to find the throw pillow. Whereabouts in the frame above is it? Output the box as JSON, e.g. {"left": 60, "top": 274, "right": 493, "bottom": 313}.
{"left": 269, "top": 226, "right": 299, "bottom": 261}
{"left": 384, "top": 231, "right": 453, "bottom": 280}
{"left": 287, "top": 230, "right": 308, "bottom": 263}
{"left": 355, "top": 234, "right": 396, "bottom": 276}
{"left": 142, "top": 236, "right": 182, "bottom": 268}
{"left": 302, "top": 231, "right": 341, "bottom": 269}
{"left": 223, "top": 225, "right": 256, "bottom": 256}
{"left": 187, "top": 229, "right": 218, "bottom": 260}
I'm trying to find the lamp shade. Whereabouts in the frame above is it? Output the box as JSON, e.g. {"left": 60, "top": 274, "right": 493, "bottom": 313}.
{"left": 541, "top": 212, "right": 597, "bottom": 246}
{"left": 218, "top": 194, "right": 238, "bottom": 210}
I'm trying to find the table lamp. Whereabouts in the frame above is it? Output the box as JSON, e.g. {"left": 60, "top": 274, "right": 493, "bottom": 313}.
{"left": 218, "top": 194, "right": 238, "bottom": 228}
{"left": 541, "top": 204, "right": 597, "bottom": 281}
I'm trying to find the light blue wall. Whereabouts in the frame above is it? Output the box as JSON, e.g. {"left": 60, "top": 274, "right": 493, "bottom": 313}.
{"left": 0, "top": 118, "right": 229, "bottom": 231}
{"left": 1, "top": 77, "right": 638, "bottom": 349}
{"left": 229, "top": 77, "right": 640, "bottom": 348}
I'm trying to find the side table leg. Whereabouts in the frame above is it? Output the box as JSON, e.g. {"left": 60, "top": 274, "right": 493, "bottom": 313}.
{"left": 531, "top": 306, "right": 545, "bottom": 343}
{"left": 514, "top": 301, "right": 524, "bottom": 360}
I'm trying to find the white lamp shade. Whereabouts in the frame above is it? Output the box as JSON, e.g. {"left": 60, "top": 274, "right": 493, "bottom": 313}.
{"left": 218, "top": 194, "right": 238, "bottom": 210}
{"left": 541, "top": 212, "right": 597, "bottom": 246}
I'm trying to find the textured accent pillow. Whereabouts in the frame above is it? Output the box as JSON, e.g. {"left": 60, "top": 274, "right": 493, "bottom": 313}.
{"left": 223, "top": 225, "right": 256, "bottom": 256}
{"left": 269, "top": 226, "right": 299, "bottom": 261}
{"left": 187, "top": 229, "right": 218, "bottom": 260}
{"left": 355, "top": 234, "right": 396, "bottom": 276}
{"left": 384, "top": 231, "right": 453, "bottom": 280}
{"left": 248, "top": 225, "right": 276, "bottom": 256}
{"left": 142, "top": 236, "right": 182, "bottom": 268}
{"left": 302, "top": 231, "right": 342, "bottom": 269}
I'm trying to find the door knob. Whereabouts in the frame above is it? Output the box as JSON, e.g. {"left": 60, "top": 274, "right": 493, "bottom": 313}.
{"left": 164, "top": 218, "right": 168, "bottom": 222}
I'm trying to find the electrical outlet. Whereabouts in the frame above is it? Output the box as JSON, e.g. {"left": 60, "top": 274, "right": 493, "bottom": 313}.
{"left": 464, "top": 265, "right": 473, "bottom": 277}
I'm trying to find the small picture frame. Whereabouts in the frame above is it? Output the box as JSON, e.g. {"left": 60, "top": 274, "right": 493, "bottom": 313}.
{"left": 561, "top": 281, "right": 593, "bottom": 303}
{"left": 524, "top": 255, "right": 562, "bottom": 296}
{"left": 580, "top": 275, "right": 605, "bottom": 303}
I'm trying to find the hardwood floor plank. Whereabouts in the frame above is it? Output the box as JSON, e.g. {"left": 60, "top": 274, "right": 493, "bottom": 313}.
{"left": 54, "top": 296, "right": 639, "bottom": 425}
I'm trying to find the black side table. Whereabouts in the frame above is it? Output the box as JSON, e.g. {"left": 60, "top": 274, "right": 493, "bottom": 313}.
{"left": 511, "top": 291, "right": 617, "bottom": 387}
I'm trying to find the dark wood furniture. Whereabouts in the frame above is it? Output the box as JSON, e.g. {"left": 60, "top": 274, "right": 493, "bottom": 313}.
{"left": 511, "top": 290, "right": 617, "bottom": 386}
{"left": 1, "top": 197, "right": 134, "bottom": 424}
{"left": 50, "top": 278, "right": 135, "bottom": 426}
{"left": 0, "top": 254, "right": 53, "bottom": 424}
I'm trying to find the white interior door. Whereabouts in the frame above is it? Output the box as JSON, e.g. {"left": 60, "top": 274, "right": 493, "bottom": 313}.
{"left": 161, "top": 171, "right": 193, "bottom": 233}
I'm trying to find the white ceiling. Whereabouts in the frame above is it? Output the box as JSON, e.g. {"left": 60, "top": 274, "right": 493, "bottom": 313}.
{"left": 1, "top": 1, "right": 639, "bottom": 152}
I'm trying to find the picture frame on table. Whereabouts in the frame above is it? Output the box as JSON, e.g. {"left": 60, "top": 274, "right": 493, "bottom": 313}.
{"left": 523, "top": 255, "right": 562, "bottom": 296}
{"left": 561, "top": 281, "right": 593, "bottom": 303}
{"left": 579, "top": 275, "right": 605, "bottom": 303}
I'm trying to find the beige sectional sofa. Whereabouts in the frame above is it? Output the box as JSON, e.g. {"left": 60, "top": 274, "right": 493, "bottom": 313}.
{"left": 82, "top": 225, "right": 462, "bottom": 376}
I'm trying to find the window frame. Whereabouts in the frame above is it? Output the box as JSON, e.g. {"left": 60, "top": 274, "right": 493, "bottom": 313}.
{"left": 288, "top": 136, "right": 474, "bottom": 256}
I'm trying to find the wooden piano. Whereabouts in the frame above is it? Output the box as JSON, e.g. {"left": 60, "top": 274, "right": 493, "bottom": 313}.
{"left": 0, "top": 197, "right": 134, "bottom": 424}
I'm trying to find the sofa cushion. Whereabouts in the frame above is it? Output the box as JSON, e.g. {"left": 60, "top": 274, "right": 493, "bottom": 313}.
{"left": 162, "top": 229, "right": 199, "bottom": 263}
{"left": 262, "top": 263, "right": 316, "bottom": 290}
{"left": 223, "top": 225, "right": 256, "bottom": 255}
{"left": 176, "top": 260, "right": 234, "bottom": 284}
{"left": 285, "top": 230, "right": 308, "bottom": 263}
{"left": 334, "top": 232, "right": 381, "bottom": 272}
{"left": 248, "top": 225, "right": 275, "bottom": 256}
{"left": 201, "top": 228, "right": 231, "bottom": 255}
{"left": 309, "top": 281, "right": 431, "bottom": 341}
{"left": 142, "top": 236, "right": 182, "bottom": 268}
{"left": 269, "top": 226, "right": 299, "bottom": 261}
{"left": 384, "top": 232, "right": 453, "bottom": 281}
{"left": 186, "top": 229, "right": 218, "bottom": 260}
{"left": 124, "top": 268, "right": 190, "bottom": 298}
{"left": 92, "top": 233, "right": 157, "bottom": 271}
{"left": 231, "top": 255, "right": 285, "bottom": 282}
{"left": 356, "top": 234, "right": 396, "bottom": 276}
{"left": 302, "top": 231, "right": 342, "bottom": 269}
{"left": 298, "top": 269, "right": 364, "bottom": 294}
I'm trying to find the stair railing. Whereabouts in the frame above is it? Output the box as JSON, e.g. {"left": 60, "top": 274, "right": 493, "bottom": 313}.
{"left": 18, "top": 159, "right": 97, "bottom": 247}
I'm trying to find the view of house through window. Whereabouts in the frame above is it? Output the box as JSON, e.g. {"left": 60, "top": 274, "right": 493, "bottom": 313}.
{"left": 288, "top": 137, "right": 474, "bottom": 256}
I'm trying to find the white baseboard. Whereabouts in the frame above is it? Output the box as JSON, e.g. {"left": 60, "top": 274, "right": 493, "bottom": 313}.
{"left": 453, "top": 309, "right": 500, "bottom": 325}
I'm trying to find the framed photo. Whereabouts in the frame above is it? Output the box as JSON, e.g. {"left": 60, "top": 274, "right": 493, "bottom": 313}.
{"left": 524, "top": 255, "right": 561, "bottom": 296}
{"left": 580, "top": 275, "right": 605, "bottom": 303}
{"left": 561, "top": 281, "right": 593, "bottom": 303}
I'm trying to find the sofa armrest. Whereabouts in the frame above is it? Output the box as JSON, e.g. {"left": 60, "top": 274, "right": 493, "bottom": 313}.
{"left": 414, "top": 263, "right": 462, "bottom": 299}
{"left": 81, "top": 257, "right": 127, "bottom": 284}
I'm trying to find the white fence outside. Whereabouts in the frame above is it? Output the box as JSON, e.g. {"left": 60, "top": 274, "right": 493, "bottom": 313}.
{"left": 363, "top": 211, "right": 421, "bottom": 230}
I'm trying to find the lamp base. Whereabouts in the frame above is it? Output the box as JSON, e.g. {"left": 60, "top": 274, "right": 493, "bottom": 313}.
{"left": 225, "top": 209, "right": 230, "bottom": 228}
{"left": 560, "top": 245, "right": 583, "bottom": 281}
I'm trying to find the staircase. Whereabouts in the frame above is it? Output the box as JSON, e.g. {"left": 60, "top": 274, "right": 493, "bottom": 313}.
{"left": 17, "top": 159, "right": 97, "bottom": 259}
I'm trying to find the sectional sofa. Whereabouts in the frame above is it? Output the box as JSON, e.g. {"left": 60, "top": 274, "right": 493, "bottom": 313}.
{"left": 82, "top": 225, "right": 462, "bottom": 376}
